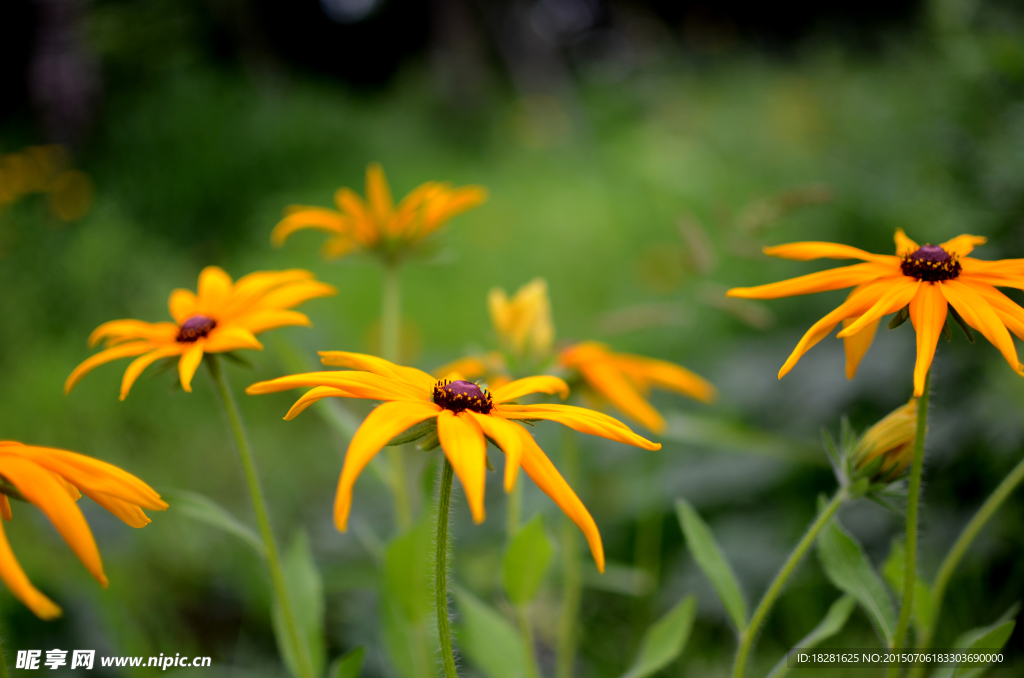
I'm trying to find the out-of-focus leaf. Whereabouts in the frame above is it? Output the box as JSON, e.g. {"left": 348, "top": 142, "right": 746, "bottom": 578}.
{"left": 453, "top": 586, "right": 526, "bottom": 678}
{"left": 620, "top": 596, "right": 697, "bottom": 678}
{"left": 932, "top": 615, "right": 1016, "bottom": 678}
{"left": 675, "top": 499, "right": 747, "bottom": 632}
{"left": 663, "top": 412, "right": 824, "bottom": 465}
{"left": 817, "top": 515, "right": 896, "bottom": 645}
{"left": 164, "top": 489, "right": 265, "bottom": 557}
{"left": 381, "top": 593, "right": 434, "bottom": 678}
{"left": 385, "top": 514, "right": 433, "bottom": 623}
{"left": 766, "top": 595, "right": 856, "bottom": 678}
{"left": 329, "top": 646, "right": 365, "bottom": 678}
{"left": 502, "top": 514, "right": 554, "bottom": 605}
{"left": 881, "top": 538, "right": 933, "bottom": 637}
{"left": 272, "top": 530, "right": 326, "bottom": 678}
{"left": 582, "top": 562, "right": 655, "bottom": 597}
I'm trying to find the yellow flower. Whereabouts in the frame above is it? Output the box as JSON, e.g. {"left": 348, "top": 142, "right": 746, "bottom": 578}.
{"left": 728, "top": 230, "right": 1024, "bottom": 396}
{"left": 65, "top": 267, "right": 336, "bottom": 400}
{"left": 271, "top": 163, "right": 488, "bottom": 260}
{"left": 246, "top": 352, "right": 661, "bottom": 571}
{"left": 557, "top": 342, "right": 717, "bottom": 435}
{"left": 0, "top": 441, "right": 167, "bottom": 619}
{"left": 850, "top": 399, "right": 919, "bottom": 484}
{"left": 488, "top": 278, "right": 554, "bottom": 360}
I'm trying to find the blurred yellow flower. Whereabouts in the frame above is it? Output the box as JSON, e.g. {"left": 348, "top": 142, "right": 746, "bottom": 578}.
{"left": 271, "top": 163, "right": 487, "bottom": 261}
{"left": 850, "top": 398, "right": 919, "bottom": 484}
{"left": 0, "top": 441, "right": 167, "bottom": 620}
{"left": 66, "top": 267, "right": 335, "bottom": 400}
{"left": 728, "top": 230, "right": 1024, "bottom": 396}
{"left": 0, "top": 145, "right": 93, "bottom": 221}
{"left": 247, "top": 352, "right": 661, "bottom": 571}
{"left": 489, "top": 278, "right": 554, "bottom": 360}
{"left": 558, "top": 342, "right": 717, "bottom": 435}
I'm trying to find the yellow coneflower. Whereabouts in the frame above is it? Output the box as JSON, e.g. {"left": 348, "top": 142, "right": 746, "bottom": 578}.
{"left": 65, "top": 267, "right": 335, "bottom": 400}
{"left": 850, "top": 398, "right": 920, "bottom": 484}
{"left": 728, "top": 229, "right": 1024, "bottom": 396}
{"left": 247, "top": 352, "right": 661, "bottom": 572}
{"left": 0, "top": 441, "right": 167, "bottom": 619}
{"left": 271, "top": 163, "right": 488, "bottom": 261}
{"left": 557, "top": 342, "right": 717, "bottom": 435}
{"left": 488, "top": 278, "right": 554, "bottom": 361}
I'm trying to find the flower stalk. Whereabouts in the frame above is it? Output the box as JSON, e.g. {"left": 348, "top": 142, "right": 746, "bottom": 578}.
{"left": 732, "top": 489, "right": 848, "bottom": 678}
{"left": 889, "top": 371, "right": 931, "bottom": 677}
{"left": 435, "top": 458, "right": 458, "bottom": 678}
{"left": 207, "top": 355, "right": 313, "bottom": 678}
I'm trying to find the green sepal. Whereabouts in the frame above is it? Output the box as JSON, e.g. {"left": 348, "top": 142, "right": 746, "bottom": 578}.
{"left": 417, "top": 431, "right": 441, "bottom": 451}
{"left": 221, "top": 351, "right": 256, "bottom": 368}
{"left": 949, "top": 307, "right": 975, "bottom": 343}
{"left": 941, "top": 318, "right": 953, "bottom": 342}
{"left": 387, "top": 420, "right": 437, "bottom": 447}
{"left": 888, "top": 306, "right": 910, "bottom": 330}
{"left": 0, "top": 477, "right": 26, "bottom": 503}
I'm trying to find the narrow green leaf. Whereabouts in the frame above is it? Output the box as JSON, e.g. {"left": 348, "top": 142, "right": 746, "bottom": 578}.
{"left": 272, "top": 530, "right": 327, "bottom": 678}
{"left": 502, "top": 514, "right": 554, "bottom": 605}
{"left": 932, "top": 617, "right": 1016, "bottom": 678}
{"left": 164, "top": 489, "right": 265, "bottom": 557}
{"left": 817, "top": 515, "right": 896, "bottom": 645}
{"left": 881, "top": 538, "right": 933, "bottom": 637}
{"left": 453, "top": 586, "right": 527, "bottom": 678}
{"left": 766, "top": 596, "right": 856, "bottom": 678}
{"left": 620, "top": 596, "right": 697, "bottom": 678}
{"left": 675, "top": 499, "right": 747, "bottom": 632}
{"left": 329, "top": 647, "right": 366, "bottom": 678}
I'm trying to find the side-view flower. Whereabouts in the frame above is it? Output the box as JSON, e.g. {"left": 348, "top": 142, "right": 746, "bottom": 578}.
{"left": 65, "top": 266, "right": 336, "bottom": 399}
{"left": 0, "top": 441, "right": 167, "bottom": 619}
{"left": 246, "top": 351, "right": 660, "bottom": 571}
{"left": 727, "top": 229, "right": 1024, "bottom": 396}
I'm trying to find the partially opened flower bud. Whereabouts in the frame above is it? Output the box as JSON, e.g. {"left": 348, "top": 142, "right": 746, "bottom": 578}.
{"left": 851, "top": 398, "right": 920, "bottom": 484}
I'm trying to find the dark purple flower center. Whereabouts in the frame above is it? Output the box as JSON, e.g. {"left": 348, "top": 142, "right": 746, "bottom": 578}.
{"left": 176, "top": 314, "right": 217, "bottom": 343}
{"left": 900, "top": 244, "right": 960, "bottom": 282}
{"left": 432, "top": 379, "right": 493, "bottom": 414}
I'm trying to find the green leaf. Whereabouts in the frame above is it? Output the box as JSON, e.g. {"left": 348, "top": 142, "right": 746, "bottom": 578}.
{"left": 817, "top": 515, "right": 896, "bottom": 645}
{"left": 675, "top": 499, "right": 747, "bottom": 632}
{"left": 385, "top": 514, "right": 434, "bottom": 623}
{"left": 766, "top": 596, "right": 856, "bottom": 678}
{"left": 272, "top": 530, "right": 327, "bottom": 678}
{"left": 329, "top": 647, "right": 366, "bottom": 678}
{"left": 932, "top": 615, "right": 1016, "bottom": 678}
{"left": 164, "top": 489, "right": 265, "bottom": 557}
{"left": 502, "top": 514, "right": 554, "bottom": 605}
{"left": 453, "top": 586, "right": 527, "bottom": 678}
{"left": 881, "top": 538, "right": 933, "bottom": 637}
{"left": 380, "top": 592, "right": 435, "bottom": 678}
{"left": 620, "top": 596, "right": 697, "bottom": 678}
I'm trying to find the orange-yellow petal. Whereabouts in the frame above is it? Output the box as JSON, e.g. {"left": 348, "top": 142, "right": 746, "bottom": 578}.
{"left": 841, "top": 316, "right": 880, "bottom": 380}
{"left": 196, "top": 266, "right": 233, "bottom": 313}
{"left": 169, "top": 289, "right": 198, "bottom": 324}
{"left": 88, "top": 320, "right": 177, "bottom": 348}
{"left": 283, "top": 386, "right": 355, "bottom": 420}
{"left": 120, "top": 345, "right": 182, "bottom": 401}
{"left": 335, "top": 401, "right": 440, "bottom": 530}
{"left": 940, "top": 234, "right": 986, "bottom": 258}
{"left": 466, "top": 413, "right": 524, "bottom": 492}
{"left": 271, "top": 208, "right": 349, "bottom": 247}
{"left": 0, "top": 494, "right": 10, "bottom": 521}
{"left": 203, "top": 326, "right": 264, "bottom": 352}
{"left": 836, "top": 278, "right": 920, "bottom": 338}
{"left": 84, "top": 491, "right": 151, "bottom": 528}
{"left": 727, "top": 262, "right": 894, "bottom": 300}
{"left": 318, "top": 351, "right": 436, "bottom": 391}
{"left": 365, "top": 163, "right": 394, "bottom": 224}
{"left": 65, "top": 342, "right": 154, "bottom": 395}
{"left": 908, "top": 283, "right": 948, "bottom": 397}
{"left": 177, "top": 344, "right": 205, "bottom": 393}
{"left": 252, "top": 280, "right": 337, "bottom": 312}
{"left": 959, "top": 280, "right": 1024, "bottom": 340}
{"left": 491, "top": 375, "right": 569, "bottom": 403}
{"left": 436, "top": 410, "right": 487, "bottom": 524}
{"left": 763, "top": 242, "right": 896, "bottom": 263}
{"left": 0, "top": 518, "right": 62, "bottom": 619}
{"left": 939, "top": 280, "right": 1021, "bottom": 376}
{"left": 498, "top": 404, "right": 661, "bottom": 450}
{"left": 576, "top": 361, "right": 666, "bottom": 434}
{"left": 894, "top": 228, "right": 919, "bottom": 256}
{"left": 247, "top": 370, "right": 427, "bottom": 402}
{"left": 611, "top": 355, "right": 717, "bottom": 404}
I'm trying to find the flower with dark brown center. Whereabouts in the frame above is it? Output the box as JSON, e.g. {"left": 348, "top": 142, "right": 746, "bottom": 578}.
{"left": 432, "top": 379, "right": 493, "bottom": 414}
{"left": 900, "top": 244, "right": 961, "bottom": 282}
{"left": 176, "top": 315, "right": 217, "bottom": 343}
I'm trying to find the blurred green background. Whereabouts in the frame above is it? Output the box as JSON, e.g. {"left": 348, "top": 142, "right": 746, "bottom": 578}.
{"left": 2, "top": 0, "right": 1024, "bottom": 676}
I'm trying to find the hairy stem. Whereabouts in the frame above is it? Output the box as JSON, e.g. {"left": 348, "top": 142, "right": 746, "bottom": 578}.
{"left": 435, "top": 458, "right": 458, "bottom": 678}
{"left": 556, "top": 428, "right": 582, "bottom": 678}
{"left": 382, "top": 261, "right": 411, "bottom": 530}
{"left": 0, "top": 623, "right": 9, "bottom": 678}
{"left": 890, "top": 371, "right": 931, "bottom": 678}
{"left": 733, "top": 489, "right": 847, "bottom": 678}
{"left": 208, "top": 356, "right": 312, "bottom": 678}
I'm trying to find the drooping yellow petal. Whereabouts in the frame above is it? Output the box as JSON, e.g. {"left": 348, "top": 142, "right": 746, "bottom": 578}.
{"left": 491, "top": 375, "right": 569, "bottom": 404}
{"left": 727, "top": 262, "right": 894, "bottom": 300}
{"left": 0, "top": 518, "right": 62, "bottom": 619}
{"left": 83, "top": 491, "right": 151, "bottom": 528}
{"left": 576, "top": 361, "right": 666, "bottom": 434}
{"left": 227, "top": 270, "right": 316, "bottom": 313}
{"left": 120, "top": 345, "right": 182, "bottom": 401}
{"left": 65, "top": 342, "right": 153, "bottom": 395}
{"left": 498, "top": 404, "right": 661, "bottom": 450}
{"left": 0, "top": 456, "right": 106, "bottom": 585}
{"left": 247, "top": 370, "right": 427, "bottom": 402}
{"left": 321, "top": 235, "right": 359, "bottom": 259}
{"left": 940, "top": 280, "right": 1022, "bottom": 376}
{"left": 466, "top": 413, "right": 524, "bottom": 492}
{"left": 334, "top": 188, "right": 378, "bottom": 244}
{"left": 436, "top": 410, "right": 488, "bottom": 524}
{"left": 196, "top": 266, "right": 233, "bottom": 312}
{"left": 283, "top": 386, "right": 356, "bottom": 420}
{"left": 763, "top": 242, "right": 896, "bottom": 263}
{"left": 252, "top": 280, "right": 337, "bottom": 312}
{"left": 334, "top": 401, "right": 440, "bottom": 530}
{"left": 940, "top": 234, "right": 986, "bottom": 257}
{"left": 318, "top": 351, "right": 436, "bottom": 390}
{"left": 908, "top": 283, "right": 949, "bottom": 397}
{"left": 611, "top": 355, "right": 717, "bottom": 404}
{"left": 836, "top": 278, "right": 921, "bottom": 338}
{"left": 271, "top": 208, "right": 349, "bottom": 247}
{"left": 841, "top": 316, "right": 880, "bottom": 380}
{"left": 894, "top": 228, "right": 919, "bottom": 256}
{"left": 177, "top": 344, "right": 205, "bottom": 393}
{"left": 516, "top": 428, "right": 604, "bottom": 572}
{"left": 203, "top": 326, "right": 263, "bottom": 353}
{"left": 960, "top": 280, "right": 1024, "bottom": 340}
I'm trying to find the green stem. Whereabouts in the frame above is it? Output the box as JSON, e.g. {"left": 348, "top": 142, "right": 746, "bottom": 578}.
{"left": 910, "top": 451, "right": 1024, "bottom": 673}
{"left": 732, "top": 489, "right": 847, "bottom": 678}
{"left": 207, "top": 356, "right": 313, "bottom": 678}
{"left": 890, "top": 371, "right": 931, "bottom": 678}
{"left": 382, "top": 261, "right": 411, "bottom": 530}
{"left": 435, "top": 458, "right": 458, "bottom": 678}
{"left": 556, "top": 428, "right": 582, "bottom": 678}
{"left": 518, "top": 606, "right": 541, "bottom": 678}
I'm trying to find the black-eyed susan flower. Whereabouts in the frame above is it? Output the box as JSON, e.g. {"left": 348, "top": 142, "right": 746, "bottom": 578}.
{"left": 849, "top": 398, "right": 920, "bottom": 484}
{"left": 246, "top": 352, "right": 660, "bottom": 571}
{"left": 557, "top": 342, "right": 717, "bottom": 435}
{"left": 489, "top": 278, "right": 555, "bottom": 362}
{"left": 0, "top": 441, "right": 167, "bottom": 619}
{"left": 727, "top": 229, "right": 1024, "bottom": 396}
{"left": 271, "top": 163, "right": 487, "bottom": 261}
{"left": 65, "top": 267, "right": 335, "bottom": 400}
